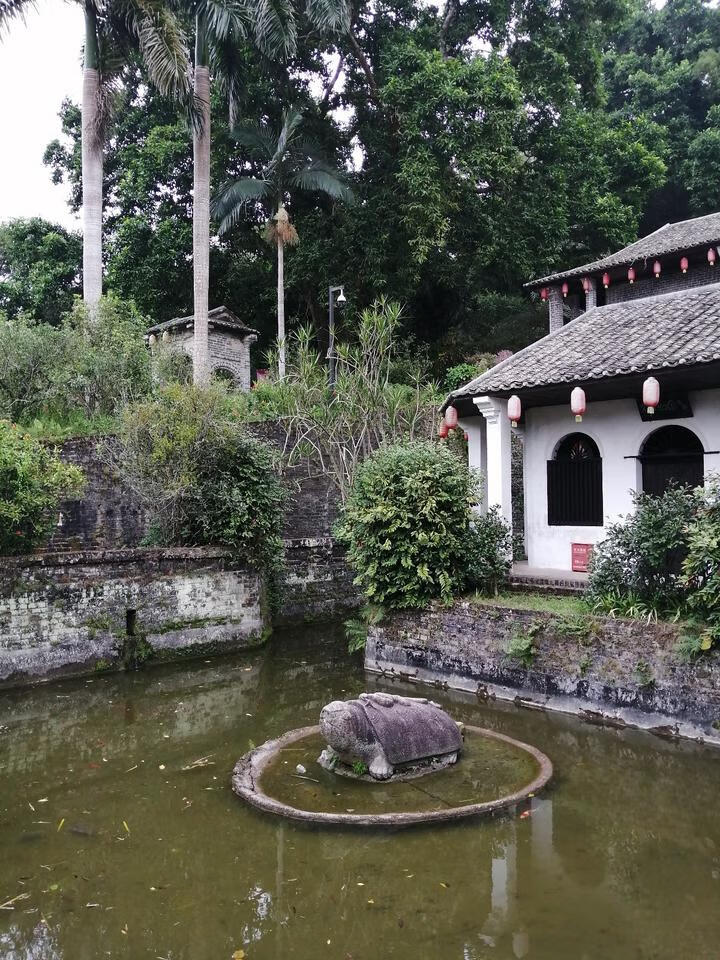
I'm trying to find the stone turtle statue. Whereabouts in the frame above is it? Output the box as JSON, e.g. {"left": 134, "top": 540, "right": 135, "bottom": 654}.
{"left": 318, "top": 692, "right": 463, "bottom": 780}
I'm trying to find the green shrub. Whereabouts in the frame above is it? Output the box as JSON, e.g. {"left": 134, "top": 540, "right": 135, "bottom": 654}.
{"left": 681, "top": 479, "right": 720, "bottom": 645}
{"left": 464, "top": 506, "right": 512, "bottom": 595}
{"left": 0, "top": 296, "right": 151, "bottom": 427}
{"left": 0, "top": 420, "right": 84, "bottom": 554}
{"left": 336, "top": 440, "right": 481, "bottom": 609}
{"left": 107, "top": 383, "right": 285, "bottom": 574}
{"left": 587, "top": 485, "right": 697, "bottom": 613}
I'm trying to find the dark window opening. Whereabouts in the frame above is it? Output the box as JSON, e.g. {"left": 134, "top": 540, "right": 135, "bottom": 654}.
{"left": 126, "top": 609, "right": 137, "bottom": 637}
{"left": 640, "top": 425, "right": 704, "bottom": 497}
{"left": 547, "top": 433, "right": 603, "bottom": 526}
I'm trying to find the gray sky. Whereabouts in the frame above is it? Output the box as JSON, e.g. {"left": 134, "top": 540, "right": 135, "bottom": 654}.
{"left": 0, "top": 0, "right": 83, "bottom": 230}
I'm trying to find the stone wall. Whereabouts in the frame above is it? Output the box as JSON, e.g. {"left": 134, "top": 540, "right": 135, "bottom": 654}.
{"left": 50, "top": 428, "right": 341, "bottom": 550}
{"left": 606, "top": 263, "right": 718, "bottom": 305}
{"left": 275, "top": 537, "right": 361, "bottom": 626}
{"left": 0, "top": 548, "right": 267, "bottom": 687}
{"left": 366, "top": 601, "right": 720, "bottom": 743}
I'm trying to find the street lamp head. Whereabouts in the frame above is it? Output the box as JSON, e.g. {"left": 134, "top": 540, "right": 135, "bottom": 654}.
{"left": 336, "top": 288, "right": 346, "bottom": 304}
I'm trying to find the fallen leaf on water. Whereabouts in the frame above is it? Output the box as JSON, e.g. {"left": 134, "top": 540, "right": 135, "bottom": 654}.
{"left": 367, "top": 899, "right": 375, "bottom": 904}
{"left": 57, "top": 819, "right": 65, "bottom": 833}
{"left": 231, "top": 951, "right": 246, "bottom": 960}
{"left": 0, "top": 893, "right": 31, "bottom": 910}
{"left": 440, "top": 882, "right": 449, "bottom": 888}
{"left": 123, "top": 821, "right": 130, "bottom": 834}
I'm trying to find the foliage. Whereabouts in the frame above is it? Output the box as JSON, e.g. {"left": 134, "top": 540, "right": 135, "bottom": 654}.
{"left": 0, "top": 218, "right": 82, "bottom": 325}
{"left": 443, "top": 357, "right": 494, "bottom": 394}
{"left": 506, "top": 621, "right": 542, "bottom": 667}
{"left": 587, "top": 485, "right": 697, "bottom": 611}
{"left": 0, "top": 421, "right": 84, "bottom": 555}
{"left": 344, "top": 604, "right": 385, "bottom": 653}
{"left": 336, "top": 439, "right": 480, "bottom": 610}
{"left": 106, "top": 383, "right": 285, "bottom": 574}
{"left": 680, "top": 479, "right": 720, "bottom": 646}
{"left": 463, "top": 507, "right": 512, "bottom": 596}
{"left": 0, "top": 296, "right": 151, "bottom": 425}
{"left": 236, "top": 299, "right": 440, "bottom": 500}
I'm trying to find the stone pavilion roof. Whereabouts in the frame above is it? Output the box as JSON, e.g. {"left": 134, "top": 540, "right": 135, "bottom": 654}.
{"left": 147, "top": 305, "right": 258, "bottom": 339}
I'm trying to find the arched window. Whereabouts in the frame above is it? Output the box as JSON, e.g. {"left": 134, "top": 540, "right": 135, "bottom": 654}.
{"left": 547, "top": 433, "right": 603, "bottom": 526}
{"left": 640, "top": 425, "right": 704, "bottom": 497}
{"left": 211, "top": 367, "right": 237, "bottom": 387}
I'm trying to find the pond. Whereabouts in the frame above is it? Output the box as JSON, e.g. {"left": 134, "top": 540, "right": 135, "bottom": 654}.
{"left": 1, "top": 621, "right": 720, "bottom": 959}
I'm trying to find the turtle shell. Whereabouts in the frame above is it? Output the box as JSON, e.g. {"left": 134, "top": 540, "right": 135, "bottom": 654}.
{"left": 358, "top": 692, "right": 462, "bottom": 765}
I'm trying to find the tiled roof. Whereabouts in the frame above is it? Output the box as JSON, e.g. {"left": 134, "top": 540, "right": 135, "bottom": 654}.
{"left": 147, "top": 305, "right": 258, "bottom": 338}
{"left": 447, "top": 283, "right": 720, "bottom": 401}
{"left": 526, "top": 211, "right": 720, "bottom": 288}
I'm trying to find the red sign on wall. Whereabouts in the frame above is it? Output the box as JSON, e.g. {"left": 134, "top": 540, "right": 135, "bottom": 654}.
{"left": 572, "top": 543, "right": 593, "bottom": 573}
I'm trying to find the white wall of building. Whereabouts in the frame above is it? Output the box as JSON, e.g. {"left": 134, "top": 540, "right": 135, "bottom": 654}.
{"left": 521, "top": 389, "right": 720, "bottom": 570}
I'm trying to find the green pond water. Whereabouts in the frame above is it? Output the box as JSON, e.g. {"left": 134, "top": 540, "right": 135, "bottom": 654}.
{"left": 1, "top": 622, "right": 720, "bottom": 960}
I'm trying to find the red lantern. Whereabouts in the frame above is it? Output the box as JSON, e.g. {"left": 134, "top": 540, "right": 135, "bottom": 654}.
{"left": 508, "top": 395, "right": 521, "bottom": 428}
{"left": 540, "top": 287, "right": 548, "bottom": 301}
{"left": 561, "top": 282, "right": 569, "bottom": 298}
{"left": 681, "top": 256, "right": 689, "bottom": 274}
{"left": 444, "top": 405, "right": 458, "bottom": 429}
{"left": 571, "top": 386, "right": 586, "bottom": 423}
{"left": 643, "top": 376, "right": 660, "bottom": 415}
{"left": 709, "top": 248, "right": 716, "bottom": 267}
{"left": 653, "top": 260, "right": 661, "bottom": 278}
{"left": 582, "top": 277, "right": 591, "bottom": 293}
{"left": 602, "top": 272, "right": 611, "bottom": 289}
{"left": 438, "top": 421, "right": 449, "bottom": 439}
{"left": 628, "top": 266, "right": 636, "bottom": 284}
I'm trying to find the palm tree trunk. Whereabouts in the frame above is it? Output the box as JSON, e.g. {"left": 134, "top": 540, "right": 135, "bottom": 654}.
{"left": 82, "top": 6, "right": 103, "bottom": 309}
{"left": 192, "top": 13, "right": 211, "bottom": 386}
{"left": 277, "top": 235, "right": 286, "bottom": 378}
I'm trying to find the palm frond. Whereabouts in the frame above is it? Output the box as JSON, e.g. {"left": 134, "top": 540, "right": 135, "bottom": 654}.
{"left": 230, "top": 120, "right": 277, "bottom": 159}
{"left": 212, "top": 177, "right": 271, "bottom": 233}
{"left": 0, "top": 0, "right": 36, "bottom": 35}
{"left": 303, "top": 0, "right": 349, "bottom": 33}
{"left": 197, "top": 0, "right": 250, "bottom": 42}
{"left": 268, "top": 106, "right": 304, "bottom": 170}
{"left": 126, "top": 0, "right": 191, "bottom": 98}
{"left": 251, "top": 0, "right": 296, "bottom": 59}
{"left": 290, "top": 166, "right": 354, "bottom": 203}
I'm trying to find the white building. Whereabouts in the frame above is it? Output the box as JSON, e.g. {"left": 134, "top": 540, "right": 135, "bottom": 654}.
{"left": 446, "top": 212, "right": 720, "bottom": 574}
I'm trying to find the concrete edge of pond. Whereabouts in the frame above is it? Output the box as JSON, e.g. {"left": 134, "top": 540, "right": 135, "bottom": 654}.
{"left": 231, "top": 724, "right": 553, "bottom": 828}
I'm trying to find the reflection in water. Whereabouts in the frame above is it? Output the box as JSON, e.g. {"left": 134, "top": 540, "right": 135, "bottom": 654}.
{"left": 1, "top": 621, "right": 720, "bottom": 959}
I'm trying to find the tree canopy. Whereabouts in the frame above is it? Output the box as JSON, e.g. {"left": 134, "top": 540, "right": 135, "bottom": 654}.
{"left": 3, "top": 0, "right": 717, "bottom": 370}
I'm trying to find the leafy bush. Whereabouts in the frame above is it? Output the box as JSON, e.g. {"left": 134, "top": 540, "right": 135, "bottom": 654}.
{"left": 51, "top": 296, "right": 152, "bottom": 417}
{"left": 336, "top": 440, "right": 481, "bottom": 609}
{"left": 464, "top": 506, "right": 512, "bottom": 596}
{"left": 681, "top": 479, "right": 720, "bottom": 646}
{"left": 587, "top": 485, "right": 697, "bottom": 613}
{"left": 443, "top": 356, "right": 494, "bottom": 394}
{"left": 106, "top": 383, "right": 285, "bottom": 574}
{"left": 0, "top": 420, "right": 84, "bottom": 554}
{"left": 0, "top": 296, "right": 151, "bottom": 426}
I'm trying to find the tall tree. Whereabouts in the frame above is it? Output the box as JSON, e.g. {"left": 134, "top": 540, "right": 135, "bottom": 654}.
{"left": 0, "top": 0, "right": 190, "bottom": 308}
{"left": 213, "top": 107, "right": 352, "bottom": 376}
{"left": 181, "top": 0, "right": 349, "bottom": 384}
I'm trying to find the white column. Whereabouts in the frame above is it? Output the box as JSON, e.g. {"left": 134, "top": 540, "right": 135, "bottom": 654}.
{"left": 474, "top": 395, "right": 513, "bottom": 529}
{"left": 459, "top": 415, "right": 487, "bottom": 514}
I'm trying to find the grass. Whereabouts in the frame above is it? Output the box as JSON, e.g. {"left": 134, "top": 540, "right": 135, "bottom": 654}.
{"left": 469, "top": 590, "right": 592, "bottom": 617}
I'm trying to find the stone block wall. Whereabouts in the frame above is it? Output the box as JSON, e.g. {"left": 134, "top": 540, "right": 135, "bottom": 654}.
{"left": 367, "top": 601, "right": 720, "bottom": 741}
{"left": 275, "top": 537, "right": 361, "bottom": 626}
{"left": 0, "top": 548, "right": 267, "bottom": 687}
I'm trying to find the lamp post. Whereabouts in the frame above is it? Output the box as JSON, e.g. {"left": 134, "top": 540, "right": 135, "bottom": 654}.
{"left": 328, "top": 285, "right": 346, "bottom": 387}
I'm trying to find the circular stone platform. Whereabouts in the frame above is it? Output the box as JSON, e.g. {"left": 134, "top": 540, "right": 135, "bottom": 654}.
{"left": 231, "top": 724, "right": 553, "bottom": 828}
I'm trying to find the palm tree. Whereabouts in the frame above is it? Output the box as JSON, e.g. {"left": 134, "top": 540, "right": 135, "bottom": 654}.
{"left": 183, "top": 0, "right": 349, "bottom": 385}
{"left": 212, "top": 107, "right": 353, "bottom": 377}
{"left": 1, "top": 0, "right": 190, "bottom": 310}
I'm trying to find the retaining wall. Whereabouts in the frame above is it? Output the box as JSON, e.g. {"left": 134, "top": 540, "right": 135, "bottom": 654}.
{"left": 0, "top": 548, "right": 268, "bottom": 687}
{"left": 366, "top": 601, "right": 720, "bottom": 742}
